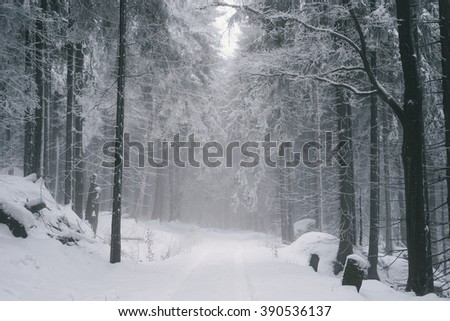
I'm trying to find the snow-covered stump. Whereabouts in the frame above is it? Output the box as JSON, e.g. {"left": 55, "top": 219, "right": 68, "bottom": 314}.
{"left": 0, "top": 206, "right": 28, "bottom": 238}
{"left": 342, "top": 254, "right": 368, "bottom": 293}
{"left": 309, "top": 253, "right": 320, "bottom": 272}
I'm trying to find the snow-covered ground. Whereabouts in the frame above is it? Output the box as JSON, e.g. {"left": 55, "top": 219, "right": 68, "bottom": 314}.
{"left": 0, "top": 216, "right": 440, "bottom": 301}
{"left": 0, "top": 175, "right": 443, "bottom": 301}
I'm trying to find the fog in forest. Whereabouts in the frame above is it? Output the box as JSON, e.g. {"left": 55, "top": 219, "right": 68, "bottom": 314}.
{"left": 1, "top": 0, "right": 450, "bottom": 300}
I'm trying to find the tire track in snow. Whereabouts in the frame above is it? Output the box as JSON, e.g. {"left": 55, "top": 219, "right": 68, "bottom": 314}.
{"left": 168, "top": 237, "right": 254, "bottom": 300}
{"left": 157, "top": 243, "right": 214, "bottom": 300}
{"left": 234, "top": 243, "right": 255, "bottom": 300}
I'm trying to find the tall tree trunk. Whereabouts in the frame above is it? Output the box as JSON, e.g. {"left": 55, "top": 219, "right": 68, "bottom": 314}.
{"left": 396, "top": 0, "right": 433, "bottom": 295}
{"left": 359, "top": 191, "right": 363, "bottom": 246}
{"left": 169, "top": 166, "right": 175, "bottom": 221}
{"left": 335, "top": 88, "right": 356, "bottom": 273}
{"left": 428, "top": 177, "right": 438, "bottom": 268}
{"left": 368, "top": 52, "right": 380, "bottom": 280}
{"left": 286, "top": 166, "right": 295, "bottom": 243}
{"left": 168, "top": 166, "right": 180, "bottom": 222}
{"left": 133, "top": 173, "right": 147, "bottom": 220}
{"left": 151, "top": 166, "right": 165, "bottom": 221}
{"left": 398, "top": 185, "right": 407, "bottom": 246}
{"left": 312, "top": 81, "right": 324, "bottom": 231}
{"left": 23, "top": 27, "right": 34, "bottom": 177}
{"left": 110, "top": 0, "right": 127, "bottom": 264}
{"left": 335, "top": 0, "right": 356, "bottom": 273}
{"left": 133, "top": 98, "right": 153, "bottom": 221}
{"left": 383, "top": 108, "right": 393, "bottom": 253}
{"left": 64, "top": 41, "right": 74, "bottom": 205}
{"left": 43, "top": 39, "right": 51, "bottom": 180}
{"left": 73, "top": 42, "right": 84, "bottom": 218}
{"left": 279, "top": 166, "right": 289, "bottom": 244}
{"left": 441, "top": 187, "right": 448, "bottom": 273}
{"left": 368, "top": 0, "right": 380, "bottom": 278}
{"left": 33, "top": 0, "right": 48, "bottom": 177}
{"left": 54, "top": 132, "right": 61, "bottom": 201}
{"left": 439, "top": 0, "right": 450, "bottom": 236}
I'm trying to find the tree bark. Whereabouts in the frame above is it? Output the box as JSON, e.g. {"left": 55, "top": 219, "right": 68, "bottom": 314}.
{"left": 396, "top": 0, "right": 433, "bottom": 295}
{"left": 279, "top": 166, "right": 289, "bottom": 243}
{"left": 398, "top": 184, "right": 407, "bottom": 245}
{"left": 368, "top": 50, "right": 380, "bottom": 280}
{"left": 73, "top": 42, "right": 84, "bottom": 218}
{"left": 33, "top": 0, "right": 48, "bottom": 177}
{"left": 335, "top": 88, "right": 356, "bottom": 273}
{"left": 335, "top": 0, "right": 356, "bottom": 273}
{"left": 311, "top": 81, "right": 324, "bottom": 231}
{"left": 286, "top": 166, "right": 295, "bottom": 243}
{"left": 64, "top": 40, "right": 74, "bottom": 205}
{"left": 168, "top": 165, "right": 181, "bottom": 222}
{"left": 23, "top": 27, "right": 34, "bottom": 177}
{"left": 85, "top": 174, "right": 100, "bottom": 234}
{"left": 110, "top": 0, "right": 127, "bottom": 264}
{"left": 151, "top": 166, "right": 165, "bottom": 221}
{"left": 367, "top": 0, "right": 380, "bottom": 279}
{"left": 43, "top": 31, "right": 52, "bottom": 180}
{"left": 439, "top": 0, "right": 450, "bottom": 236}
{"left": 383, "top": 107, "right": 393, "bottom": 253}
{"left": 132, "top": 98, "right": 153, "bottom": 221}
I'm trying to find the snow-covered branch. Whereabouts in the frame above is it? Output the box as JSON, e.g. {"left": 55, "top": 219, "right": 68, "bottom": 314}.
{"left": 203, "top": 1, "right": 405, "bottom": 123}
{"left": 251, "top": 71, "right": 376, "bottom": 96}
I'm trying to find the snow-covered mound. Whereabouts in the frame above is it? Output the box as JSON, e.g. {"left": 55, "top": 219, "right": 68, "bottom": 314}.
{"left": 279, "top": 232, "right": 339, "bottom": 274}
{"left": 0, "top": 174, "right": 94, "bottom": 242}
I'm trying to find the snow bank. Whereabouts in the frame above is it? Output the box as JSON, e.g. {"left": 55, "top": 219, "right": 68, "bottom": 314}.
{"left": 0, "top": 174, "right": 94, "bottom": 241}
{"left": 279, "top": 231, "right": 339, "bottom": 275}
{"left": 96, "top": 214, "right": 202, "bottom": 263}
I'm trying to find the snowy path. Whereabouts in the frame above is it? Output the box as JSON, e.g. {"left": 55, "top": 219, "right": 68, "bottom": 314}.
{"left": 167, "top": 236, "right": 253, "bottom": 300}
{"left": 0, "top": 224, "right": 419, "bottom": 300}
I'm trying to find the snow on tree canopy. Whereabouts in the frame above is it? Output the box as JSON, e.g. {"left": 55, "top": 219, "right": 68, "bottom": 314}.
{"left": 0, "top": 175, "right": 94, "bottom": 241}
{"left": 279, "top": 232, "right": 339, "bottom": 275}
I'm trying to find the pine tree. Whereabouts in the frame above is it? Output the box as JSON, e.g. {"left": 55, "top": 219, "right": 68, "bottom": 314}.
{"left": 439, "top": 0, "right": 450, "bottom": 236}
{"left": 110, "top": 0, "right": 127, "bottom": 264}
{"left": 396, "top": 0, "right": 433, "bottom": 295}
{"left": 367, "top": 0, "right": 380, "bottom": 281}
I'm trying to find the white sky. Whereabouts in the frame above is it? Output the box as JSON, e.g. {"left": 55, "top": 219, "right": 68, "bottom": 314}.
{"left": 213, "top": 5, "right": 242, "bottom": 58}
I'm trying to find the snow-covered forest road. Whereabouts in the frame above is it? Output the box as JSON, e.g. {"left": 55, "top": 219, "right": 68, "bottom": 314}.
{"left": 0, "top": 219, "right": 423, "bottom": 301}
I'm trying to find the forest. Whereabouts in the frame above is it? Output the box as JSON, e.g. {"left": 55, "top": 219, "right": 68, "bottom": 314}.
{"left": 1, "top": 0, "right": 450, "bottom": 299}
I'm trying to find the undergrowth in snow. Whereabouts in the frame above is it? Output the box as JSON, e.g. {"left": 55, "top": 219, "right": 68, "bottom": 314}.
{"left": 0, "top": 175, "right": 93, "bottom": 241}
